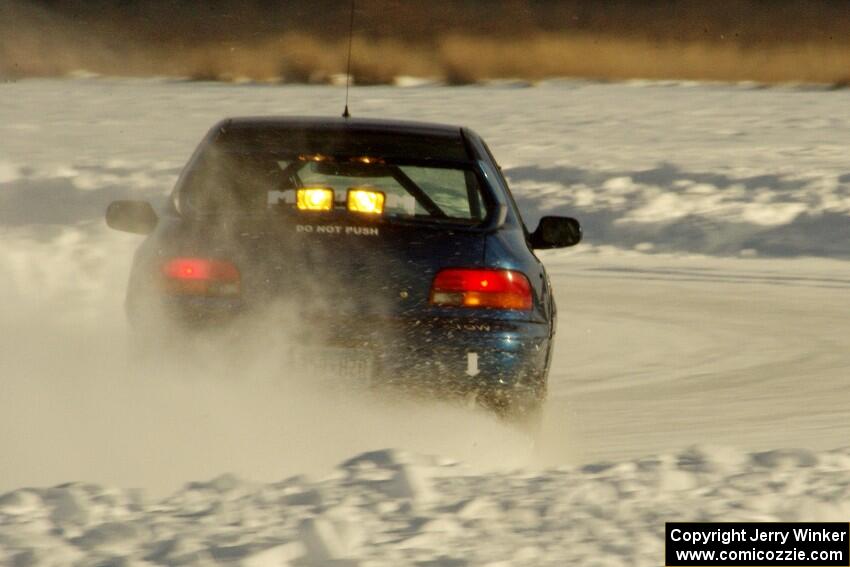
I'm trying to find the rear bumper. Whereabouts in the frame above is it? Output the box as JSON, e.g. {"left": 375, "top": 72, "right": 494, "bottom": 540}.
{"left": 332, "top": 316, "right": 552, "bottom": 398}
{"left": 129, "top": 296, "right": 553, "bottom": 399}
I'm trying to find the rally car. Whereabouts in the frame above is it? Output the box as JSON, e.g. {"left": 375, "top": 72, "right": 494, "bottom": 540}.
{"left": 106, "top": 117, "right": 581, "bottom": 418}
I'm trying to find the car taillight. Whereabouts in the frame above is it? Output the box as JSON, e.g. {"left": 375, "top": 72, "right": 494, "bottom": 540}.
{"left": 429, "top": 268, "right": 533, "bottom": 310}
{"left": 161, "top": 258, "right": 240, "bottom": 296}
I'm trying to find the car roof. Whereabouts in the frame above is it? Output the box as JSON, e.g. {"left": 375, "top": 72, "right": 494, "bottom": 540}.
{"left": 211, "top": 116, "right": 472, "bottom": 162}
{"left": 221, "top": 116, "right": 464, "bottom": 138}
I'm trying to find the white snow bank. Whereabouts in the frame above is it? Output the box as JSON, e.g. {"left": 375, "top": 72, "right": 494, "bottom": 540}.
{"left": 508, "top": 164, "right": 850, "bottom": 257}
{"left": 1, "top": 446, "right": 849, "bottom": 566}
{"left": 0, "top": 160, "right": 176, "bottom": 228}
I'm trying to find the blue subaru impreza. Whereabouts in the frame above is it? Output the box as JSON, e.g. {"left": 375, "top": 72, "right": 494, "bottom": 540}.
{"left": 106, "top": 117, "right": 581, "bottom": 419}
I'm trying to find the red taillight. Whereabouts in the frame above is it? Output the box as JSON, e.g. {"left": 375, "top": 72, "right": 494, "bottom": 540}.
{"left": 429, "top": 268, "right": 533, "bottom": 310}
{"left": 161, "top": 258, "right": 240, "bottom": 296}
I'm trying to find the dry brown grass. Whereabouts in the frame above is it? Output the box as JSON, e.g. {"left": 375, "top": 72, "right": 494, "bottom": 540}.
{"left": 2, "top": 1, "right": 849, "bottom": 86}
{"left": 438, "top": 34, "right": 850, "bottom": 85}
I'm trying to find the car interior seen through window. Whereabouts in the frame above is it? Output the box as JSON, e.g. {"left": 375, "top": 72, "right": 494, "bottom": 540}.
{"left": 181, "top": 150, "right": 486, "bottom": 222}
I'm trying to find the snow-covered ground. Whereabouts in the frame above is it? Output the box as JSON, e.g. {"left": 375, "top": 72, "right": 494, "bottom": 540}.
{"left": 1, "top": 78, "right": 849, "bottom": 565}
{"left": 3, "top": 446, "right": 850, "bottom": 567}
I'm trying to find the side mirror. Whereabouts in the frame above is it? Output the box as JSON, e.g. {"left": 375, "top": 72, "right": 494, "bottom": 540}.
{"left": 530, "top": 216, "right": 582, "bottom": 249}
{"left": 106, "top": 200, "right": 158, "bottom": 235}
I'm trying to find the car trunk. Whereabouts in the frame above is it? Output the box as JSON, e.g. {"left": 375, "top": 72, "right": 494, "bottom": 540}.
{"left": 205, "top": 216, "right": 486, "bottom": 322}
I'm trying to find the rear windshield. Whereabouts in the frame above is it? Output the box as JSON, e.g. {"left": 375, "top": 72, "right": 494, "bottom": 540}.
{"left": 177, "top": 146, "right": 488, "bottom": 224}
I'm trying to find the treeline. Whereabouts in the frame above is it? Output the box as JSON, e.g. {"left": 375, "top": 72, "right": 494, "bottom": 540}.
{"left": 2, "top": 0, "right": 849, "bottom": 84}
{"left": 18, "top": 0, "right": 850, "bottom": 45}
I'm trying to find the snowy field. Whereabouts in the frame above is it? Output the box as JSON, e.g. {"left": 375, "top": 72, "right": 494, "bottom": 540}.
{"left": 1, "top": 78, "right": 849, "bottom": 565}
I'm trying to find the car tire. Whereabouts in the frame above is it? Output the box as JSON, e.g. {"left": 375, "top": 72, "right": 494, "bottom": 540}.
{"left": 477, "top": 381, "right": 546, "bottom": 433}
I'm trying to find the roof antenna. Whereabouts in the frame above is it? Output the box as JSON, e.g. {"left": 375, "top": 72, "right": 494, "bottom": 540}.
{"left": 342, "top": 0, "right": 355, "bottom": 118}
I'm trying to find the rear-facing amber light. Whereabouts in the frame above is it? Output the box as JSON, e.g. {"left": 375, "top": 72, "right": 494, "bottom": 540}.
{"left": 296, "top": 187, "right": 335, "bottom": 211}
{"left": 347, "top": 188, "right": 385, "bottom": 215}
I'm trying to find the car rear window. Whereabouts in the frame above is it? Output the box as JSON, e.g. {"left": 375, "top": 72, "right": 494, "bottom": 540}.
{"left": 177, "top": 145, "right": 488, "bottom": 224}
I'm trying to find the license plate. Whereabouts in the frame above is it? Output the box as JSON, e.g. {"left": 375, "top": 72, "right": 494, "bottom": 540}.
{"left": 287, "top": 346, "right": 374, "bottom": 381}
